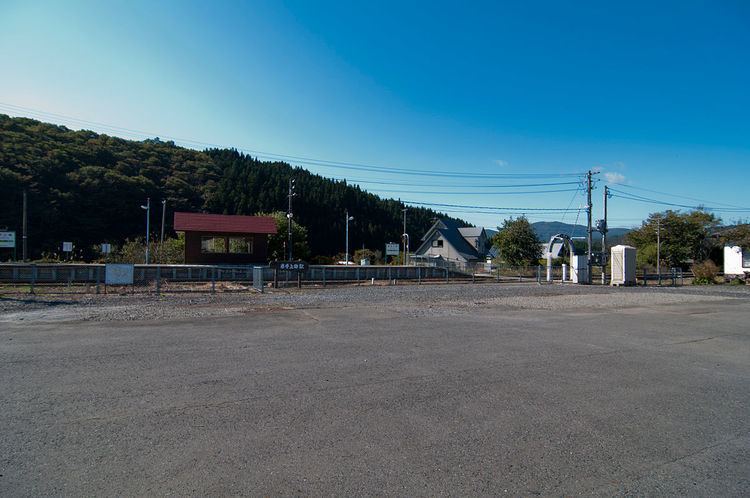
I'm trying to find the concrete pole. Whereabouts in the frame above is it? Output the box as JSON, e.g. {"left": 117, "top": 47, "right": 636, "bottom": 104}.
{"left": 22, "top": 190, "right": 28, "bottom": 261}
{"left": 402, "top": 208, "right": 408, "bottom": 265}
{"left": 586, "top": 170, "right": 593, "bottom": 284}
{"left": 345, "top": 209, "right": 353, "bottom": 265}
{"left": 144, "top": 198, "right": 150, "bottom": 264}
{"left": 601, "top": 185, "right": 608, "bottom": 285}
{"left": 657, "top": 218, "right": 661, "bottom": 286}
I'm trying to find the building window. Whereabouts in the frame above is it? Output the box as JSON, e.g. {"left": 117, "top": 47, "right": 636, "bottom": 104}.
{"left": 432, "top": 239, "right": 443, "bottom": 248}
{"left": 743, "top": 248, "right": 750, "bottom": 268}
{"left": 228, "top": 237, "right": 254, "bottom": 254}
{"left": 201, "top": 236, "right": 226, "bottom": 253}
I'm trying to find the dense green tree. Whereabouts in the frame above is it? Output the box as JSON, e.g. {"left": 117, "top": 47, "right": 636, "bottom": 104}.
{"left": 257, "top": 211, "right": 310, "bottom": 261}
{"left": 625, "top": 210, "right": 720, "bottom": 267}
{"left": 0, "top": 114, "right": 466, "bottom": 260}
{"left": 492, "top": 216, "right": 541, "bottom": 267}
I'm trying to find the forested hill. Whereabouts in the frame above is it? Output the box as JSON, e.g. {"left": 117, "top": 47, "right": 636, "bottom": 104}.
{"left": 0, "top": 114, "right": 465, "bottom": 259}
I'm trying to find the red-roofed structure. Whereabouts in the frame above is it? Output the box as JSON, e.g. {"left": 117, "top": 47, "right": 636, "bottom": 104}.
{"left": 174, "top": 212, "right": 277, "bottom": 264}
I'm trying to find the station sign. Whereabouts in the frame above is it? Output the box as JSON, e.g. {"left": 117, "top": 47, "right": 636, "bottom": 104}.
{"left": 0, "top": 231, "right": 15, "bottom": 248}
{"left": 101, "top": 243, "right": 112, "bottom": 254}
{"left": 271, "top": 261, "right": 309, "bottom": 272}
{"left": 385, "top": 242, "right": 400, "bottom": 256}
{"left": 62, "top": 241, "right": 73, "bottom": 252}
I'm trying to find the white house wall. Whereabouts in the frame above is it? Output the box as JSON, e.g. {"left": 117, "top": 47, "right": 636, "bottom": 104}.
{"left": 724, "top": 245, "right": 750, "bottom": 275}
{"left": 418, "top": 232, "right": 468, "bottom": 263}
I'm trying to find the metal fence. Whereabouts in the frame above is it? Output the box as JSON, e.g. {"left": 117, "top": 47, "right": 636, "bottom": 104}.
{"left": 0, "top": 263, "right": 688, "bottom": 295}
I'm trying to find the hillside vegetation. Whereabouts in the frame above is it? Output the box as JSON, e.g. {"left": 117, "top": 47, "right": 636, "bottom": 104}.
{"left": 0, "top": 115, "right": 463, "bottom": 259}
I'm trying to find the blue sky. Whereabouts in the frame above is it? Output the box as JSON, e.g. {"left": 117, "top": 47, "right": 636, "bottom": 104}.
{"left": 1, "top": 0, "right": 749, "bottom": 230}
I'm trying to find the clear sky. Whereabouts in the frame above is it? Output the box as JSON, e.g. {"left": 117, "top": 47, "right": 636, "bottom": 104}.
{"left": 1, "top": 0, "right": 749, "bottom": 231}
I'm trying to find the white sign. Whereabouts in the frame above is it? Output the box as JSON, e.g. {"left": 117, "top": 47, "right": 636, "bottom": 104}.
{"left": 385, "top": 242, "right": 400, "bottom": 256}
{"left": 62, "top": 241, "right": 73, "bottom": 252}
{"left": 105, "top": 264, "right": 134, "bottom": 285}
{"left": 0, "top": 231, "right": 15, "bottom": 248}
{"left": 101, "top": 243, "right": 112, "bottom": 254}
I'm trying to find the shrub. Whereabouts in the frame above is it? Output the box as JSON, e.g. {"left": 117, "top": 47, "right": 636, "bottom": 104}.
{"left": 691, "top": 260, "right": 719, "bottom": 285}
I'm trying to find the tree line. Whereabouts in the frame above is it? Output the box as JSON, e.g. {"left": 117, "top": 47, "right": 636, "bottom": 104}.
{"left": 0, "top": 114, "right": 464, "bottom": 261}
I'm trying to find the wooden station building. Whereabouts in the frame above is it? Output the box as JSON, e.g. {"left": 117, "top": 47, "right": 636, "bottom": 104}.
{"left": 173, "top": 212, "right": 277, "bottom": 265}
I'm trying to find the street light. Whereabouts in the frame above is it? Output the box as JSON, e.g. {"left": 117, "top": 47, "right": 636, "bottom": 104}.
{"left": 141, "top": 198, "right": 150, "bottom": 264}
{"left": 159, "top": 199, "right": 167, "bottom": 263}
{"left": 345, "top": 210, "right": 354, "bottom": 264}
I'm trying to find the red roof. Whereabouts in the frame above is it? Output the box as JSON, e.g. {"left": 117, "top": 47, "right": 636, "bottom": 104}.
{"left": 174, "top": 212, "right": 277, "bottom": 234}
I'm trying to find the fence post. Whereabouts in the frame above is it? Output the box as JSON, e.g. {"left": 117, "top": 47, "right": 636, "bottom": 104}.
{"left": 211, "top": 267, "right": 216, "bottom": 294}
{"left": 96, "top": 265, "right": 101, "bottom": 294}
{"left": 297, "top": 271, "right": 302, "bottom": 289}
{"left": 445, "top": 267, "right": 449, "bottom": 283}
{"left": 30, "top": 264, "right": 36, "bottom": 295}
{"left": 156, "top": 265, "right": 161, "bottom": 296}
{"left": 417, "top": 266, "right": 421, "bottom": 285}
{"left": 537, "top": 265, "right": 541, "bottom": 284}
{"left": 323, "top": 267, "right": 326, "bottom": 287}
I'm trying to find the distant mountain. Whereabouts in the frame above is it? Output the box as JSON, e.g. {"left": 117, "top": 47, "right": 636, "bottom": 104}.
{"left": 531, "top": 221, "right": 631, "bottom": 242}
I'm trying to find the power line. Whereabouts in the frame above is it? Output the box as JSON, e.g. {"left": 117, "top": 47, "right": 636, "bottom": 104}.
{"left": 367, "top": 188, "right": 580, "bottom": 195}
{"left": 331, "top": 177, "right": 582, "bottom": 188}
{"left": 403, "top": 200, "right": 572, "bottom": 212}
{"left": 615, "top": 183, "right": 747, "bottom": 209}
{"left": 609, "top": 189, "right": 750, "bottom": 212}
{"left": 0, "top": 101, "right": 585, "bottom": 180}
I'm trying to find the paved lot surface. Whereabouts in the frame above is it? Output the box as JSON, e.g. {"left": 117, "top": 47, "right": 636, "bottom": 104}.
{"left": 1, "top": 284, "right": 749, "bottom": 496}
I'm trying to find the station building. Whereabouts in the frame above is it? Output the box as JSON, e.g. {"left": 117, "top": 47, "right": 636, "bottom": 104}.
{"left": 173, "top": 212, "right": 277, "bottom": 265}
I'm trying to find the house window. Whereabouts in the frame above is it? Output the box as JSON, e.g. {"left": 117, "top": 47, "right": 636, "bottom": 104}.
{"left": 201, "top": 236, "right": 226, "bottom": 253}
{"left": 228, "top": 237, "right": 254, "bottom": 254}
{"left": 432, "top": 239, "right": 443, "bottom": 248}
{"left": 743, "top": 248, "right": 750, "bottom": 268}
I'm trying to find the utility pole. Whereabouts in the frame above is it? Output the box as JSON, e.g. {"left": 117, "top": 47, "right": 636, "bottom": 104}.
{"left": 287, "top": 178, "right": 295, "bottom": 260}
{"left": 159, "top": 199, "right": 167, "bottom": 263}
{"left": 160, "top": 200, "right": 167, "bottom": 244}
{"left": 402, "top": 208, "right": 408, "bottom": 265}
{"left": 657, "top": 217, "right": 661, "bottom": 286}
{"left": 601, "top": 185, "right": 609, "bottom": 285}
{"left": 141, "top": 198, "right": 150, "bottom": 264}
{"left": 586, "top": 170, "right": 595, "bottom": 284}
{"left": 22, "top": 190, "right": 28, "bottom": 261}
{"left": 345, "top": 209, "right": 354, "bottom": 264}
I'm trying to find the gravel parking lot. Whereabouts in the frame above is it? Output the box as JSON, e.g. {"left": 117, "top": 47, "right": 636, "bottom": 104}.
{"left": 1, "top": 283, "right": 749, "bottom": 495}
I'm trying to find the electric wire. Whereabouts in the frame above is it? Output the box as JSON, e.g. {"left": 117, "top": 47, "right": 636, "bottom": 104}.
{"left": 0, "top": 101, "right": 585, "bottom": 180}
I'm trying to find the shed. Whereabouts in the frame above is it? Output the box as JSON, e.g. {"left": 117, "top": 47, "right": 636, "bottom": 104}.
{"left": 173, "top": 212, "right": 277, "bottom": 265}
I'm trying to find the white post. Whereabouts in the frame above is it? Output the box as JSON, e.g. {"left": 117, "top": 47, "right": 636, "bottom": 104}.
{"left": 562, "top": 263, "right": 568, "bottom": 282}
{"left": 546, "top": 253, "right": 552, "bottom": 282}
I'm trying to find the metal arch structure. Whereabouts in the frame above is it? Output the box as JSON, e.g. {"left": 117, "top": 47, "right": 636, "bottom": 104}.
{"left": 545, "top": 233, "right": 577, "bottom": 283}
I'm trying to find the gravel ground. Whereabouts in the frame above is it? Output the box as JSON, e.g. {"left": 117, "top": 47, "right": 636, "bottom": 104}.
{"left": 1, "top": 282, "right": 748, "bottom": 323}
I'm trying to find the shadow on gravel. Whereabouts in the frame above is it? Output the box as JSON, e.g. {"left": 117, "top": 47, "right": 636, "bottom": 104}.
{"left": 0, "top": 296, "right": 77, "bottom": 307}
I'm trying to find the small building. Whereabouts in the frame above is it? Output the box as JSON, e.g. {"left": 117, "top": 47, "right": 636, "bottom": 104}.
{"left": 724, "top": 244, "right": 750, "bottom": 279}
{"left": 413, "top": 219, "right": 492, "bottom": 268}
{"left": 173, "top": 212, "right": 277, "bottom": 265}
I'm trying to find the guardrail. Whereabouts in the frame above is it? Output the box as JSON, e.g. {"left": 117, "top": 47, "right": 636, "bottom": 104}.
{"left": 0, "top": 263, "right": 689, "bottom": 295}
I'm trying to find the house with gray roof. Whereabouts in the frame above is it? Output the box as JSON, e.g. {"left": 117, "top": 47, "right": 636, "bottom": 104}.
{"left": 413, "top": 219, "right": 493, "bottom": 267}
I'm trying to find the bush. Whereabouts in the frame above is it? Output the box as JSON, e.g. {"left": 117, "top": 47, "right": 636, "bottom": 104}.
{"left": 691, "top": 260, "right": 719, "bottom": 285}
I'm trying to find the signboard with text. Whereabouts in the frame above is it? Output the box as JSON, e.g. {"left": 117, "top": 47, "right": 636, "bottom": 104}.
{"left": 385, "top": 243, "right": 400, "bottom": 256}
{"left": 271, "top": 261, "right": 309, "bottom": 272}
{"left": 105, "top": 264, "right": 134, "bottom": 285}
{"left": 62, "top": 241, "right": 73, "bottom": 252}
{"left": 0, "top": 231, "right": 15, "bottom": 249}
